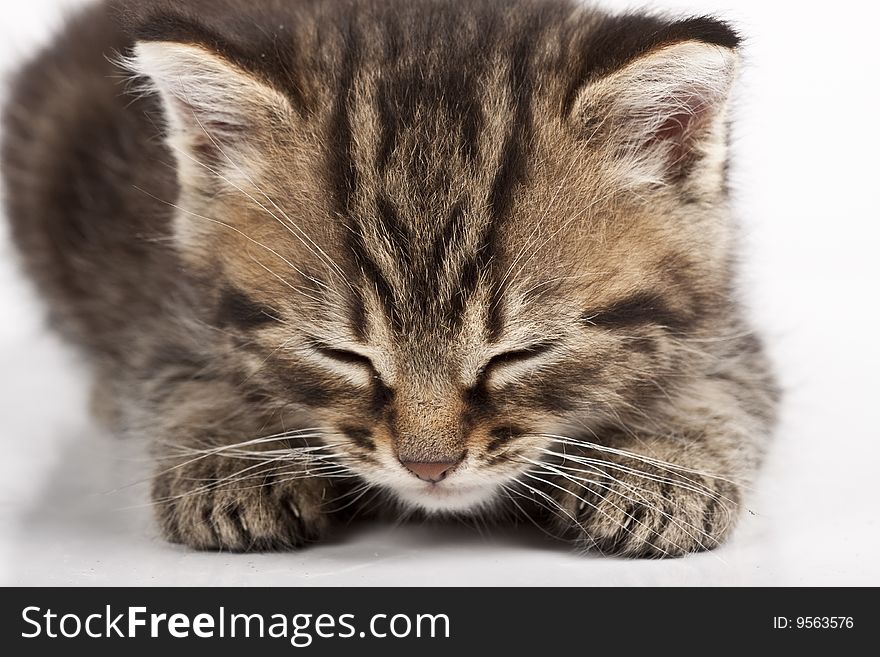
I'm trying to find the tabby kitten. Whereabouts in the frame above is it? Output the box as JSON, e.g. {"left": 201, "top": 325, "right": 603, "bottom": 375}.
{"left": 2, "top": 0, "right": 778, "bottom": 557}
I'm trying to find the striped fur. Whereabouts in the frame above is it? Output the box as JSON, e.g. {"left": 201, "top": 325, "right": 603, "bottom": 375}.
{"left": 2, "top": 0, "right": 778, "bottom": 557}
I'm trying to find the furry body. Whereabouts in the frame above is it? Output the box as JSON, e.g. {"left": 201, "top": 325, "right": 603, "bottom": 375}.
{"left": 2, "top": 0, "right": 778, "bottom": 556}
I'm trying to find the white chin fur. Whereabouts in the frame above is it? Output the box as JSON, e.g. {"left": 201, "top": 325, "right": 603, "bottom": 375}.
{"left": 391, "top": 481, "right": 500, "bottom": 514}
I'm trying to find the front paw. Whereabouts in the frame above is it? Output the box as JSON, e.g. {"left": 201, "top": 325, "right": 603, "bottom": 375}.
{"left": 151, "top": 453, "right": 333, "bottom": 551}
{"left": 544, "top": 453, "right": 742, "bottom": 558}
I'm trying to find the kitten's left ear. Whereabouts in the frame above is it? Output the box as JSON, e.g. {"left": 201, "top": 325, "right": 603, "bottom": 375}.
{"left": 125, "top": 40, "right": 295, "bottom": 178}
{"left": 572, "top": 40, "right": 738, "bottom": 186}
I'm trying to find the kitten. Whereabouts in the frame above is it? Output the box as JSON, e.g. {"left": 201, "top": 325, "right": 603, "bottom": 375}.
{"left": 2, "top": 0, "right": 778, "bottom": 557}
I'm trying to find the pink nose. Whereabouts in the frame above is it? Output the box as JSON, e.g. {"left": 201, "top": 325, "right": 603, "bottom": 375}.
{"left": 400, "top": 458, "right": 463, "bottom": 483}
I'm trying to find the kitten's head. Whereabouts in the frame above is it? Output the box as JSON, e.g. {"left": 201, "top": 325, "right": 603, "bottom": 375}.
{"left": 124, "top": 0, "right": 740, "bottom": 513}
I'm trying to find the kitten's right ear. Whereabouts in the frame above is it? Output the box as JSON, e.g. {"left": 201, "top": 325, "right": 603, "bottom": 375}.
{"left": 123, "top": 41, "right": 295, "bottom": 180}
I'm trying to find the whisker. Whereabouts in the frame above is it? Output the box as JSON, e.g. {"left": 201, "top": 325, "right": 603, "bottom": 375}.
{"left": 519, "top": 462, "right": 676, "bottom": 556}
{"left": 510, "top": 477, "right": 598, "bottom": 550}
{"left": 540, "top": 434, "right": 742, "bottom": 487}
{"left": 109, "top": 430, "right": 336, "bottom": 494}
{"left": 501, "top": 483, "right": 573, "bottom": 542}
{"left": 536, "top": 448, "right": 729, "bottom": 503}
{"left": 525, "top": 456, "right": 715, "bottom": 555}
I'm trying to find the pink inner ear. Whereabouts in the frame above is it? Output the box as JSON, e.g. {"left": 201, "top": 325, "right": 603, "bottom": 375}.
{"left": 649, "top": 90, "right": 715, "bottom": 172}
{"left": 169, "top": 96, "right": 250, "bottom": 165}
{"left": 171, "top": 97, "right": 248, "bottom": 138}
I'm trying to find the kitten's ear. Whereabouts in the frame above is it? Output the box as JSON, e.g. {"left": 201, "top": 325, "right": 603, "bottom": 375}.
{"left": 572, "top": 40, "right": 738, "bottom": 187}
{"left": 125, "top": 41, "right": 294, "bottom": 177}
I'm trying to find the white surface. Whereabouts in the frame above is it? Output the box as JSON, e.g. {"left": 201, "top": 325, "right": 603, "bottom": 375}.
{"left": 1, "top": 0, "right": 879, "bottom": 586}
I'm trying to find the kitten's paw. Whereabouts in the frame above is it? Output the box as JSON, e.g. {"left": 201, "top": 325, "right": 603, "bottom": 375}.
{"left": 151, "top": 454, "right": 333, "bottom": 551}
{"left": 547, "top": 455, "right": 742, "bottom": 558}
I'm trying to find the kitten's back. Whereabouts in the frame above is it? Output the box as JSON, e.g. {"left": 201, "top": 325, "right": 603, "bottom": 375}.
{"left": 2, "top": 3, "right": 180, "bottom": 362}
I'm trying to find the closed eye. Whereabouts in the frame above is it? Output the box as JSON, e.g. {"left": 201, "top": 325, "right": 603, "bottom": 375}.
{"left": 582, "top": 292, "right": 687, "bottom": 332}
{"left": 313, "top": 343, "right": 377, "bottom": 373}
{"left": 479, "top": 342, "right": 554, "bottom": 379}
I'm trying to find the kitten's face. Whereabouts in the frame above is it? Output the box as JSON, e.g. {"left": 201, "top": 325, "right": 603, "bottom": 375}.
{"left": 132, "top": 21, "right": 736, "bottom": 513}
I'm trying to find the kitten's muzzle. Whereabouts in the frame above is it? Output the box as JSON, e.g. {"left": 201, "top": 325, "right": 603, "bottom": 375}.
{"left": 399, "top": 454, "right": 465, "bottom": 483}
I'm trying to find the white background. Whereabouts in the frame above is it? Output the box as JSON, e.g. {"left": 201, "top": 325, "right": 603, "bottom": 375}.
{"left": 1, "top": 0, "right": 878, "bottom": 586}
